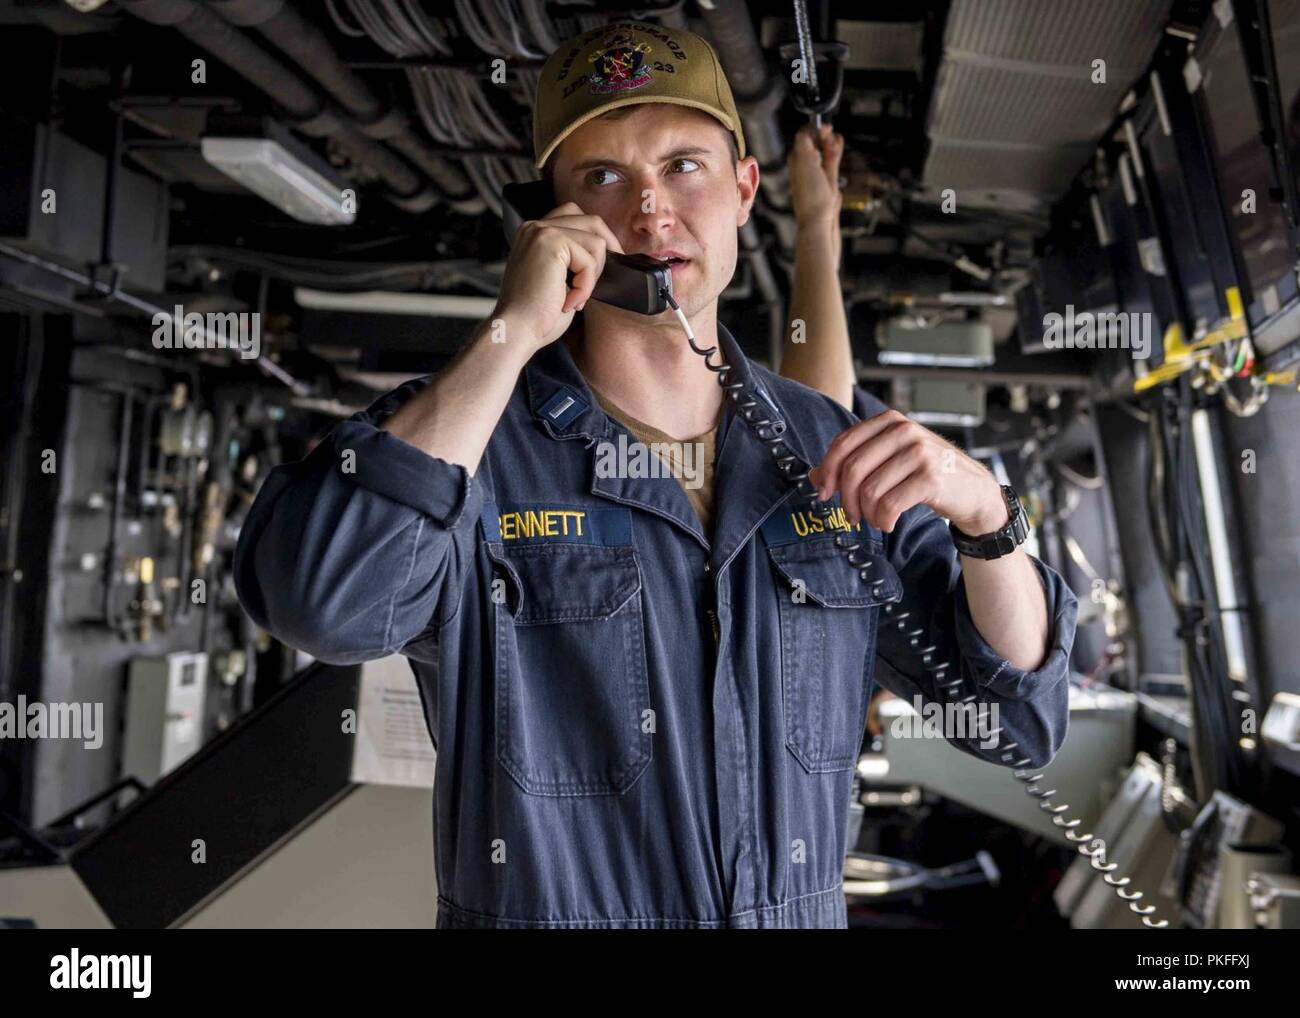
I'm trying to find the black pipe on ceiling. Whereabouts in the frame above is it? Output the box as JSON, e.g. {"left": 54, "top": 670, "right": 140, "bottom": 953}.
{"left": 205, "top": 0, "right": 478, "bottom": 209}
{"left": 696, "top": 0, "right": 795, "bottom": 246}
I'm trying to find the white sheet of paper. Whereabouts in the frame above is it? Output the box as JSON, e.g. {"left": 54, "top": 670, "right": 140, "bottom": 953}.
{"left": 350, "top": 655, "right": 436, "bottom": 788}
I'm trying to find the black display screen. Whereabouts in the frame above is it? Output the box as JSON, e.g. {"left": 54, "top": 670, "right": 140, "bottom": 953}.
{"left": 1200, "top": 13, "right": 1295, "bottom": 304}
{"left": 1142, "top": 116, "right": 1225, "bottom": 326}
{"left": 1102, "top": 176, "right": 1158, "bottom": 322}
{"left": 1271, "top": 0, "right": 1300, "bottom": 225}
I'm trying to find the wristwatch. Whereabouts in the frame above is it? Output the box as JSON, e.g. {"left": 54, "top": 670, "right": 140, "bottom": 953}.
{"left": 949, "top": 484, "right": 1030, "bottom": 560}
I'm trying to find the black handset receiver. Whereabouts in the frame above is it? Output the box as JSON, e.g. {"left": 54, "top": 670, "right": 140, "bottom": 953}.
{"left": 500, "top": 180, "right": 674, "bottom": 316}
{"left": 498, "top": 177, "right": 1168, "bottom": 927}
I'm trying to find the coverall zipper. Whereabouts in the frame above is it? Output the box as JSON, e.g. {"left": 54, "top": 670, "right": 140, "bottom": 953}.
{"left": 705, "top": 561, "right": 719, "bottom": 646}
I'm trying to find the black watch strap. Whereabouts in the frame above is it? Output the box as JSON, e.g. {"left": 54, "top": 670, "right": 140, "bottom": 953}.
{"left": 949, "top": 484, "right": 1030, "bottom": 559}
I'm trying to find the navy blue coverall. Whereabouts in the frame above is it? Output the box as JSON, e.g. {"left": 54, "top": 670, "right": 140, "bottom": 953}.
{"left": 234, "top": 321, "right": 1078, "bottom": 928}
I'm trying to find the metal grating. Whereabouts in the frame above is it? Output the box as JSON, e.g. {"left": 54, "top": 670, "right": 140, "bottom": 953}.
{"left": 923, "top": 0, "right": 1174, "bottom": 210}
{"left": 838, "top": 20, "right": 925, "bottom": 72}
{"left": 943, "top": 0, "right": 1172, "bottom": 68}
{"left": 931, "top": 65, "right": 1116, "bottom": 144}
{"left": 924, "top": 138, "right": 1098, "bottom": 196}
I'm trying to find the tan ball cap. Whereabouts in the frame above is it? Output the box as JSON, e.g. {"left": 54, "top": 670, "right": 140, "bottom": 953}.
{"left": 533, "top": 20, "right": 747, "bottom": 171}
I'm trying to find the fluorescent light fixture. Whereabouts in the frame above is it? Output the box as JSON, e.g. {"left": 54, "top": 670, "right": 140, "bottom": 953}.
{"left": 878, "top": 319, "right": 995, "bottom": 367}
{"left": 294, "top": 288, "right": 496, "bottom": 318}
{"left": 908, "top": 411, "right": 984, "bottom": 426}
{"left": 201, "top": 129, "right": 355, "bottom": 225}
{"left": 1191, "top": 408, "right": 1249, "bottom": 683}
{"left": 938, "top": 291, "right": 1008, "bottom": 307}
{"left": 856, "top": 756, "right": 890, "bottom": 780}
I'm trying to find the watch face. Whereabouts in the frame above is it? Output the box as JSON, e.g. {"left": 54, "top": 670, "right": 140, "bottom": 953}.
{"left": 948, "top": 485, "right": 1030, "bottom": 559}
{"left": 949, "top": 487, "right": 1028, "bottom": 559}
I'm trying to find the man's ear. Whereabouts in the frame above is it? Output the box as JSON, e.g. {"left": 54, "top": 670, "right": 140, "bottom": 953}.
{"left": 735, "top": 155, "right": 760, "bottom": 228}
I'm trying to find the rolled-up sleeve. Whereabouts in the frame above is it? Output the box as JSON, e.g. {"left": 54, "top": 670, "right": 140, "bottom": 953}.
{"left": 851, "top": 387, "right": 1077, "bottom": 769}
{"left": 234, "top": 377, "right": 487, "bottom": 665}
{"left": 871, "top": 503, "right": 1077, "bottom": 769}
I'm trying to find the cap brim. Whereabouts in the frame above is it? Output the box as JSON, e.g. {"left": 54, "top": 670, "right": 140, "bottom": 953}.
{"left": 535, "top": 96, "right": 742, "bottom": 171}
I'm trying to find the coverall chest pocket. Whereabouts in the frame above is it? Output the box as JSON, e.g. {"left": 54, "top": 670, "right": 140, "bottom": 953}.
{"left": 486, "top": 542, "right": 653, "bottom": 796}
{"left": 768, "top": 535, "right": 902, "bottom": 773}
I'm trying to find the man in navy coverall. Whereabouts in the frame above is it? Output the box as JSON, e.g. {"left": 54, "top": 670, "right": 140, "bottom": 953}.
{"left": 234, "top": 20, "right": 1078, "bottom": 928}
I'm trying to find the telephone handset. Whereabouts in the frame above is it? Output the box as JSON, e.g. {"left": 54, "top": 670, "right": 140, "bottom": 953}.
{"left": 500, "top": 180, "right": 674, "bottom": 316}
{"left": 497, "top": 178, "right": 1171, "bottom": 928}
